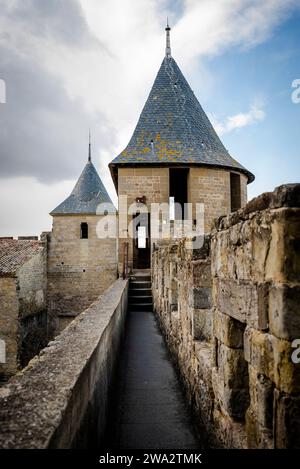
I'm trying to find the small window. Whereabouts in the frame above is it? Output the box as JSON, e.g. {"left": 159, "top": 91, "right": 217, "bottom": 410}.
{"left": 230, "top": 173, "right": 241, "bottom": 212}
{"left": 169, "top": 168, "right": 189, "bottom": 220}
{"left": 80, "top": 222, "right": 88, "bottom": 239}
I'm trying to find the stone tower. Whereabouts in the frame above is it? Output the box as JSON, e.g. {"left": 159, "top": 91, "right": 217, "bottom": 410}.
{"left": 48, "top": 138, "right": 117, "bottom": 332}
{"left": 109, "top": 24, "right": 254, "bottom": 272}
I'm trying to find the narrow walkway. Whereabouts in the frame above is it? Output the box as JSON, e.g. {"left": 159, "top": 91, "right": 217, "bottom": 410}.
{"left": 107, "top": 271, "right": 199, "bottom": 449}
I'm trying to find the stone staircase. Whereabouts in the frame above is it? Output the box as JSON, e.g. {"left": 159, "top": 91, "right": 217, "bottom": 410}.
{"left": 128, "top": 269, "right": 152, "bottom": 312}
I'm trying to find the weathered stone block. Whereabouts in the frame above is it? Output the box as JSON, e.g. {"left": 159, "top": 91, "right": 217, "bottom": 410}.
{"left": 274, "top": 389, "right": 300, "bottom": 448}
{"left": 212, "top": 337, "right": 218, "bottom": 368}
{"left": 189, "top": 287, "right": 211, "bottom": 309}
{"left": 212, "top": 367, "right": 249, "bottom": 421}
{"left": 168, "top": 278, "right": 178, "bottom": 307}
{"left": 217, "top": 343, "right": 249, "bottom": 390}
{"left": 214, "top": 278, "right": 268, "bottom": 329}
{"left": 271, "top": 184, "right": 300, "bottom": 209}
{"left": 248, "top": 365, "right": 273, "bottom": 429}
{"left": 269, "top": 284, "right": 300, "bottom": 340}
{"left": 245, "top": 408, "right": 273, "bottom": 449}
{"left": 213, "top": 405, "right": 248, "bottom": 449}
{"left": 244, "top": 192, "right": 272, "bottom": 215}
{"left": 213, "top": 309, "right": 245, "bottom": 348}
{"left": 192, "top": 308, "right": 212, "bottom": 341}
{"left": 211, "top": 231, "right": 229, "bottom": 278}
{"left": 265, "top": 208, "right": 300, "bottom": 283}
{"left": 192, "top": 259, "right": 211, "bottom": 288}
{"left": 244, "top": 327, "right": 300, "bottom": 393}
{"left": 251, "top": 216, "right": 272, "bottom": 283}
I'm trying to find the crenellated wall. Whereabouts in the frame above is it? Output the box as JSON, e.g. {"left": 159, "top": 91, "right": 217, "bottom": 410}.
{"left": 152, "top": 184, "right": 300, "bottom": 449}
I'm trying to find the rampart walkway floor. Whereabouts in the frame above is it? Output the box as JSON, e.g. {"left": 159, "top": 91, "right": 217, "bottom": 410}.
{"left": 107, "top": 275, "right": 199, "bottom": 449}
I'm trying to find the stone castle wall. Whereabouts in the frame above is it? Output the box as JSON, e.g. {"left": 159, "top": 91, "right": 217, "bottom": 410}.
{"left": 47, "top": 215, "right": 117, "bottom": 333}
{"left": 0, "top": 277, "right": 19, "bottom": 380}
{"left": 18, "top": 243, "right": 48, "bottom": 367}
{"left": 152, "top": 184, "right": 300, "bottom": 448}
{"left": 0, "top": 243, "right": 48, "bottom": 381}
{"left": 188, "top": 168, "right": 247, "bottom": 232}
{"left": 152, "top": 236, "right": 215, "bottom": 446}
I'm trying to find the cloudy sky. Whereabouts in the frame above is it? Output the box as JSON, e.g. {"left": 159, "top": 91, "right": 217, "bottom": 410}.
{"left": 0, "top": 0, "right": 299, "bottom": 236}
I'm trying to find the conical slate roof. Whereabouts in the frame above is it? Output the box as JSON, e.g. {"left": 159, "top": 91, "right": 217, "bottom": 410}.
{"left": 51, "top": 161, "right": 114, "bottom": 215}
{"left": 109, "top": 55, "right": 254, "bottom": 186}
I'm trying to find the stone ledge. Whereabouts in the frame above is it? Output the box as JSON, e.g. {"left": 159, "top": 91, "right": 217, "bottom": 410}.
{"left": 0, "top": 279, "right": 128, "bottom": 449}
{"left": 213, "top": 184, "right": 300, "bottom": 231}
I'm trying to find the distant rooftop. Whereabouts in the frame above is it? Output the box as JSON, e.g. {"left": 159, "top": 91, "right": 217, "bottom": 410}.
{"left": 0, "top": 239, "right": 42, "bottom": 277}
{"left": 109, "top": 24, "right": 254, "bottom": 188}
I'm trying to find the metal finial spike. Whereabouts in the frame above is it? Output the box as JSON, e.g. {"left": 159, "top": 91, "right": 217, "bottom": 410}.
{"left": 165, "top": 20, "right": 171, "bottom": 58}
{"left": 88, "top": 130, "right": 91, "bottom": 162}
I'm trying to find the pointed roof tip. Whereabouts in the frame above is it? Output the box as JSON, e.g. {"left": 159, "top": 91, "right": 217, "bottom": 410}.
{"left": 50, "top": 158, "right": 115, "bottom": 215}
{"left": 88, "top": 130, "right": 91, "bottom": 162}
{"left": 165, "top": 18, "right": 171, "bottom": 58}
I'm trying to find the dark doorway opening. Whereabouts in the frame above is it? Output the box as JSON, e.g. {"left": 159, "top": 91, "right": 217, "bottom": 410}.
{"left": 132, "top": 213, "right": 150, "bottom": 269}
{"left": 230, "top": 173, "right": 241, "bottom": 212}
{"left": 169, "top": 168, "right": 189, "bottom": 219}
{"left": 80, "top": 222, "right": 88, "bottom": 239}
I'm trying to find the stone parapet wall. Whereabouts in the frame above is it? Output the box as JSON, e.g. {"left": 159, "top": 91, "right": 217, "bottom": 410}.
{"left": 152, "top": 237, "right": 215, "bottom": 446}
{"left": 152, "top": 184, "right": 300, "bottom": 448}
{"left": 0, "top": 279, "right": 128, "bottom": 449}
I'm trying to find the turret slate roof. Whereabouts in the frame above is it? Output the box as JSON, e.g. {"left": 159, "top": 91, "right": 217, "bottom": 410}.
{"left": 109, "top": 56, "right": 254, "bottom": 187}
{"left": 51, "top": 161, "right": 114, "bottom": 215}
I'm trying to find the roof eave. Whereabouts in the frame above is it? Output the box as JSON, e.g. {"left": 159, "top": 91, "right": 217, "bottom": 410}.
{"left": 108, "top": 160, "right": 255, "bottom": 188}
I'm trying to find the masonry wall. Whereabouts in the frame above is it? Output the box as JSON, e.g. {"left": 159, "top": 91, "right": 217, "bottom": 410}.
{"left": 240, "top": 173, "right": 248, "bottom": 207}
{"left": 0, "top": 277, "right": 19, "bottom": 381}
{"left": 152, "top": 184, "right": 300, "bottom": 448}
{"left": 18, "top": 246, "right": 48, "bottom": 367}
{"left": 152, "top": 236, "right": 215, "bottom": 445}
{"left": 188, "top": 167, "right": 230, "bottom": 233}
{"left": 0, "top": 245, "right": 48, "bottom": 381}
{"left": 47, "top": 215, "right": 117, "bottom": 333}
{"left": 0, "top": 279, "right": 128, "bottom": 449}
{"left": 188, "top": 168, "right": 248, "bottom": 233}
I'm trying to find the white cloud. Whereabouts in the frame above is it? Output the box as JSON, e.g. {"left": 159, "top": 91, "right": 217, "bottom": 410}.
{"left": 0, "top": 177, "right": 75, "bottom": 237}
{"left": 175, "top": 0, "right": 299, "bottom": 66}
{"left": 211, "top": 101, "right": 266, "bottom": 135}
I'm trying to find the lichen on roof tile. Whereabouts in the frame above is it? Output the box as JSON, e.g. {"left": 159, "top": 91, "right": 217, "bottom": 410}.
{"left": 51, "top": 161, "right": 115, "bottom": 216}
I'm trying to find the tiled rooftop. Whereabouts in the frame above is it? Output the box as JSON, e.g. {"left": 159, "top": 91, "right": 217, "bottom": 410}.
{"left": 0, "top": 239, "right": 42, "bottom": 276}
{"left": 51, "top": 161, "right": 115, "bottom": 215}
